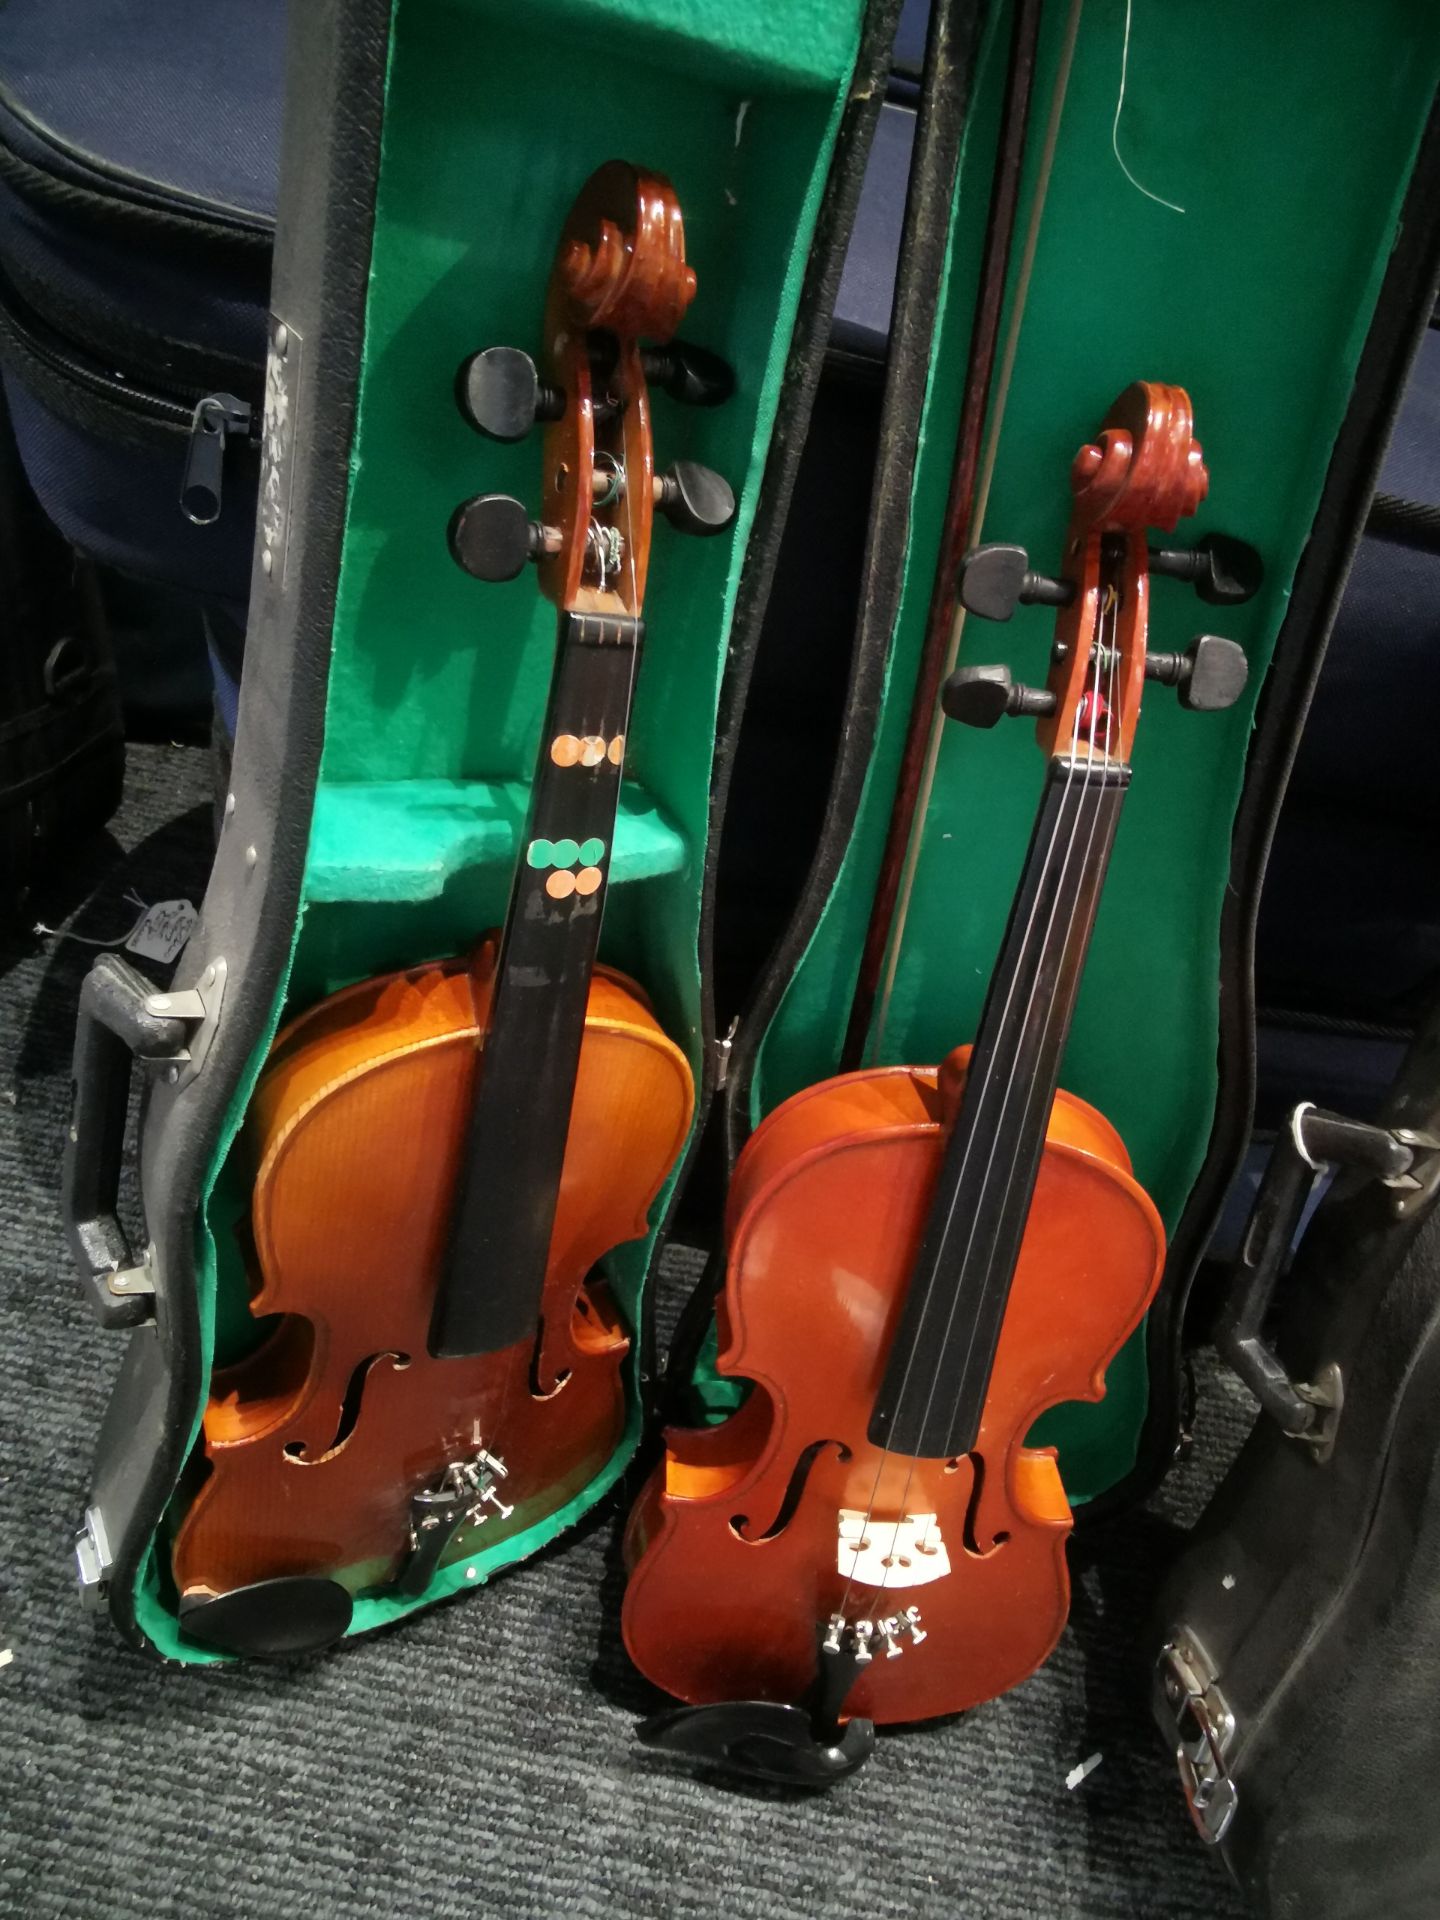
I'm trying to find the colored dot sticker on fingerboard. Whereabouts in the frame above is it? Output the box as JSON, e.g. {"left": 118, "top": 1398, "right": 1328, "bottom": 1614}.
{"left": 550, "top": 733, "right": 625, "bottom": 768}
{"left": 527, "top": 835, "right": 607, "bottom": 900}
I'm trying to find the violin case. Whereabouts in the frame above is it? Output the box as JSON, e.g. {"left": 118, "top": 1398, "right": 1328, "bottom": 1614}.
{"left": 671, "top": 1, "right": 1440, "bottom": 1519}
{"left": 1147, "top": 275, "right": 1440, "bottom": 1912}
{"left": 59, "top": 0, "right": 907, "bottom": 1658}
{"left": 1151, "top": 984, "right": 1440, "bottom": 1918}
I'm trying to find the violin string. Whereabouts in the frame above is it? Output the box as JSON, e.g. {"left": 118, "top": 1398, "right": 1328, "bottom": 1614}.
{"left": 837, "top": 600, "right": 1100, "bottom": 1629}
{"left": 868, "top": 575, "right": 1115, "bottom": 1610}
{"left": 931, "top": 553, "right": 1124, "bottom": 1446}
{"left": 841, "top": 678, "right": 1092, "bottom": 1628}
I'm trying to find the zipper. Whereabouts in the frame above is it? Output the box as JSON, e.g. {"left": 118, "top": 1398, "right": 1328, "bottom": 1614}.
{"left": 179, "top": 394, "right": 254, "bottom": 526}
{"left": 0, "top": 274, "right": 256, "bottom": 524}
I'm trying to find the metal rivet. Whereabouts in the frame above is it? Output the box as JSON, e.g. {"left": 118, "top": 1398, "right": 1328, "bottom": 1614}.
{"left": 261, "top": 548, "right": 274, "bottom": 577}
{"left": 465, "top": 1567, "right": 478, "bottom": 1581}
{"left": 275, "top": 324, "right": 289, "bottom": 356}
{"left": 244, "top": 845, "right": 258, "bottom": 870}
{"left": 166, "top": 1066, "right": 180, "bottom": 1085}
{"left": 224, "top": 792, "right": 235, "bottom": 819}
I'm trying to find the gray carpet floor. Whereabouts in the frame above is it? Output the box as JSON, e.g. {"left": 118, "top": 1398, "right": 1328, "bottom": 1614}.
{"left": 0, "top": 743, "right": 1253, "bottom": 1918}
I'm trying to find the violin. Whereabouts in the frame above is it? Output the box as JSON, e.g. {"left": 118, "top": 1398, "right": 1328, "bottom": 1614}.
{"left": 172, "top": 162, "right": 735, "bottom": 1648}
{"left": 623, "top": 384, "right": 1252, "bottom": 1776}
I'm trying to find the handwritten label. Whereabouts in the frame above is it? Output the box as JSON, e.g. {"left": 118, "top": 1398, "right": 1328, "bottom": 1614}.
{"left": 126, "top": 899, "right": 197, "bottom": 966}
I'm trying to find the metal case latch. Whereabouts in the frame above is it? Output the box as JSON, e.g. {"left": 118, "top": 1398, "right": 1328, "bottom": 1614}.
{"left": 1156, "top": 1633, "right": 1238, "bottom": 1845}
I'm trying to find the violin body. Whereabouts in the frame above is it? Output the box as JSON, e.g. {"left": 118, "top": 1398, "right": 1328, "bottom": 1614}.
{"left": 172, "top": 945, "right": 692, "bottom": 1602}
{"left": 170, "top": 162, "right": 731, "bottom": 1633}
{"left": 622, "top": 1048, "right": 1163, "bottom": 1721}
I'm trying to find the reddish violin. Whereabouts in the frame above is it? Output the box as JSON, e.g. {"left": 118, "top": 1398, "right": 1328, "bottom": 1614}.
{"left": 172, "top": 163, "right": 734, "bottom": 1652}
{"left": 623, "top": 384, "right": 1253, "bottom": 1779}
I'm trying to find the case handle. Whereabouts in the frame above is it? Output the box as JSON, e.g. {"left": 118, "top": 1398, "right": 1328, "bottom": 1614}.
{"left": 1216, "top": 1102, "right": 1435, "bottom": 1458}
{"left": 62, "top": 952, "right": 188, "bottom": 1330}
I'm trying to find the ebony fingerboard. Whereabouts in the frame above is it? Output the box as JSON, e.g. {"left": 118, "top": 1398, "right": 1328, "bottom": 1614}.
{"left": 867, "top": 757, "right": 1129, "bottom": 1457}
{"left": 430, "top": 610, "right": 643, "bottom": 1359}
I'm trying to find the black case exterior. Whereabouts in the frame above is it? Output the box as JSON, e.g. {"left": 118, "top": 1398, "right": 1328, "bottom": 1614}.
{"left": 1127, "top": 94, "right": 1440, "bottom": 1521}
{"left": 64, "top": 0, "right": 904, "bottom": 1651}
{"left": 68, "top": 0, "right": 390, "bottom": 1653}
{"left": 1153, "top": 999, "right": 1440, "bottom": 1919}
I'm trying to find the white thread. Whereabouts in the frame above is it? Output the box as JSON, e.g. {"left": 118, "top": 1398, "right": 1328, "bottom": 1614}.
{"left": 1112, "top": 0, "right": 1185, "bottom": 215}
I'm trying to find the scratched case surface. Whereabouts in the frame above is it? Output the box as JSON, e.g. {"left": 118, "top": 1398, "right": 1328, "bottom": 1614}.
{"left": 69, "top": 0, "right": 902, "bottom": 1659}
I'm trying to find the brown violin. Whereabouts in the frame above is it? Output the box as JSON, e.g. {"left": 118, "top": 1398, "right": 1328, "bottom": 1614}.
{"left": 172, "top": 163, "right": 734, "bottom": 1650}
{"left": 623, "top": 384, "right": 1252, "bottom": 1777}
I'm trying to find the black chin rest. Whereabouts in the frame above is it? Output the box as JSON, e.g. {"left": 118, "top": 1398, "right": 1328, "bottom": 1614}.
{"left": 178, "top": 1577, "right": 353, "bottom": 1657}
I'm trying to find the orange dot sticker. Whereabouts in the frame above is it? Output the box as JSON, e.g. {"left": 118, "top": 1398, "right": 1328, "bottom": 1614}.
{"left": 607, "top": 735, "right": 625, "bottom": 766}
{"left": 550, "top": 735, "right": 581, "bottom": 767}
{"left": 574, "top": 866, "right": 603, "bottom": 896}
{"left": 545, "top": 870, "right": 577, "bottom": 899}
{"left": 579, "top": 736, "right": 607, "bottom": 767}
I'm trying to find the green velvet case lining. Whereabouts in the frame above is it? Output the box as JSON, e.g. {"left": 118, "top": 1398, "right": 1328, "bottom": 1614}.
{"left": 134, "top": 0, "right": 866, "bottom": 1659}
{"left": 749, "top": 0, "right": 1440, "bottom": 1501}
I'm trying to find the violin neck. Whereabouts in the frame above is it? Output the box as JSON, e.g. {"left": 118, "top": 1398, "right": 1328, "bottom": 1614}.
{"left": 868, "top": 752, "right": 1129, "bottom": 1457}
{"left": 429, "top": 609, "right": 643, "bottom": 1359}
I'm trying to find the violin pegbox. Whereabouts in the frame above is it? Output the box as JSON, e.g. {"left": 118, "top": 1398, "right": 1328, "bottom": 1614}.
{"left": 947, "top": 381, "right": 1263, "bottom": 757}
{"left": 449, "top": 160, "right": 735, "bottom": 610}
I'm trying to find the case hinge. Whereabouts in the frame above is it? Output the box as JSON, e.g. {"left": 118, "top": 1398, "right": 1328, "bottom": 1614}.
{"left": 144, "top": 956, "right": 227, "bottom": 1092}
{"left": 1155, "top": 1632, "right": 1238, "bottom": 1845}
{"left": 73, "top": 1506, "right": 114, "bottom": 1613}
{"left": 713, "top": 1016, "right": 738, "bottom": 1091}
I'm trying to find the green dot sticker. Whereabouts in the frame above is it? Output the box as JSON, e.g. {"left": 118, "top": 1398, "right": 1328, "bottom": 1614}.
{"left": 578, "top": 837, "right": 605, "bottom": 866}
{"left": 526, "top": 839, "right": 554, "bottom": 869}
{"left": 551, "top": 837, "right": 580, "bottom": 868}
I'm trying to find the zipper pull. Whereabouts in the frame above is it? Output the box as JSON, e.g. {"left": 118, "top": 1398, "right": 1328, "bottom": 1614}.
{"left": 180, "top": 392, "right": 252, "bottom": 526}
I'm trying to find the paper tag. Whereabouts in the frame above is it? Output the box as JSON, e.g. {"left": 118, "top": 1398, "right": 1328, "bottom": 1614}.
{"left": 126, "top": 898, "right": 198, "bottom": 965}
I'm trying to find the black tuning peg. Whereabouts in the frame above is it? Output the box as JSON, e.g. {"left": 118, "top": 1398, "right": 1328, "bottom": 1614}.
{"left": 1149, "top": 532, "right": 1263, "bottom": 607}
{"left": 448, "top": 493, "right": 557, "bottom": 581}
{"left": 958, "top": 544, "right": 1075, "bottom": 623}
{"left": 1144, "top": 634, "right": 1249, "bottom": 712}
{"left": 654, "top": 461, "right": 735, "bottom": 536}
{"left": 456, "top": 346, "right": 565, "bottom": 443}
{"left": 640, "top": 340, "right": 735, "bottom": 408}
{"left": 942, "top": 663, "right": 1058, "bottom": 728}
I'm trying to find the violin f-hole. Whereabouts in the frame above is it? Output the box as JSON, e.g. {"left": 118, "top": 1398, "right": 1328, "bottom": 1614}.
{"left": 282, "top": 1350, "right": 410, "bottom": 1465}
{"left": 730, "top": 1439, "right": 848, "bottom": 1544}
{"left": 959, "top": 1452, "right": 1010, "bottom": 1560}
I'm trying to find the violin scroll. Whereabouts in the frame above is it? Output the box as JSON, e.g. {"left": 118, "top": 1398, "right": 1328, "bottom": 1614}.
{"left": 950, "top": 381, "right": 1263, "bottom": 755}
{"left": 448, "top": 160, "right": 735, "bottom": 613}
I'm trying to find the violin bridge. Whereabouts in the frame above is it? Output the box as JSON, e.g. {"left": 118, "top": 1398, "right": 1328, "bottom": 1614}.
{"left": 394, "top": 1447, "right": 514, "bottom": 1599}
{"left": 836, "top": 1510, "right": 951, "bottom": 1588}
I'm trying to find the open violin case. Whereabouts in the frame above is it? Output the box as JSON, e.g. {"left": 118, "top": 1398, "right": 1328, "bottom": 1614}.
{"left": 59, "top": 0, "right": 905, "bottom": 1660}
{"left": 59, "top": 0, "right": 1440, "bottom": 1683}
{"left": 672, "top": 0, "right": 1440, "bottom": 1522}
